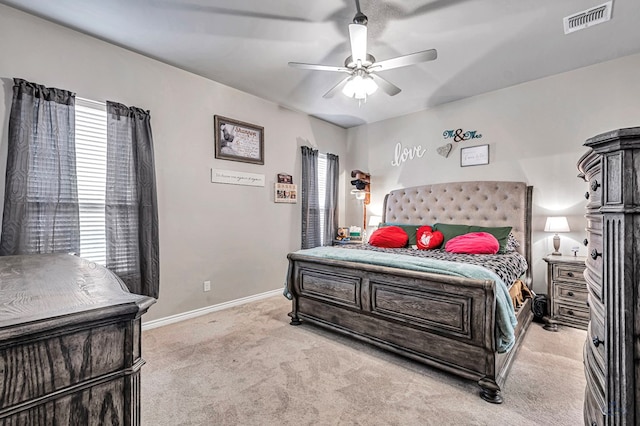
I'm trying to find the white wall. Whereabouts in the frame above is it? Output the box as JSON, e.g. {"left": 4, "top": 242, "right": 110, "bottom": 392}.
{"left": 346, "top": 53, "right": 640, "bottom": 293}
{"left": 0, "top": 5, "right": 348, "bottom": 321}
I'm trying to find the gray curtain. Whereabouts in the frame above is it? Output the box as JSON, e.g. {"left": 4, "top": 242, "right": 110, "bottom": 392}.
{"left": 1, "top": 78, "right": 79, "bottom": 255}
{"left": 300, "top": 146, "right": 320, "bottom": 249}
{"left": 106, "top": 101, "right": 159, "bottom": 299}
{"left": 323, "top": 153, "right": 339, "bottom": 245}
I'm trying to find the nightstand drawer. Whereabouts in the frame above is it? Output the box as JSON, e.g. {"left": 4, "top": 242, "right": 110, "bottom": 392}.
{"left": 555, "top": 282, "right": 588, "bottom": 304}
{"left": 553, "top": 264, "right": 585, "bottom": 283}
{"left": 556, "top": 304, "right": 589, "bottom": 323}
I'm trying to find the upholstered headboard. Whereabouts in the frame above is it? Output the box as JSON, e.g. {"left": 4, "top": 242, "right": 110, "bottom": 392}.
{"left": 382, "top": 181, "right": 533, "bottom": 283}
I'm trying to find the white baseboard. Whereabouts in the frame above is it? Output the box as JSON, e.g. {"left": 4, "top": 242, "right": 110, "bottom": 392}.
{"left": 142, "top": 288, "right": 282, "bottom": 331}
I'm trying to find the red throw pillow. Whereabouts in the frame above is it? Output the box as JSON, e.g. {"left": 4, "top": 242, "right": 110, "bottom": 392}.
{"left": 368, "top": 226, "right": 409, "bottom": 248}
{"left": 416, "top": 226, "right": 444, "bottom": 250}
{"left": 445, "top": 232, "right": 500, "bottom": 255}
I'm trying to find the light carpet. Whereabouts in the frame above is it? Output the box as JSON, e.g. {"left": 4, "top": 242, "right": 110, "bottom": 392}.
{"left": 141, "top": 295, "right": 586, "bottom": 425}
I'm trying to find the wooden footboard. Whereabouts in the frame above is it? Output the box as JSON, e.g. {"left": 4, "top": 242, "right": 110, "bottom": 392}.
{"left": 287, "top": 253, "right": 533, "bottom": 403}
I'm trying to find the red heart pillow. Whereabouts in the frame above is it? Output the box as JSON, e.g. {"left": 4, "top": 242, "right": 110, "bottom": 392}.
{"left": 445, "top": 232, "right": 499, "bottom": 254}
{"left": 416, "top": 226, "right": 444, "bottom": 250}
{"left": 368, "top": 226, "right": 409, "bottom": 248}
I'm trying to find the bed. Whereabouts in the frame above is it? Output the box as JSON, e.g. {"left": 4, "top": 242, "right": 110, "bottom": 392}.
{"left": 285, "top": 181, "right": 533, "bottom": 403}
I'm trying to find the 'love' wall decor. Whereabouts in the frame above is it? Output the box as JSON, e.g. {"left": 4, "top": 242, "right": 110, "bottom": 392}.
{"left": 391, "top": 141, "right": 426, "bottom": 167}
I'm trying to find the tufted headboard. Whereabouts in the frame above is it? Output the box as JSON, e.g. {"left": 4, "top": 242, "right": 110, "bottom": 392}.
{"left": 382, "top": 181, "right": 533, "bottom": 283}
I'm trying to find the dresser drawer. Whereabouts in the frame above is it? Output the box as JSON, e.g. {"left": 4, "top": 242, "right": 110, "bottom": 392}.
{"left": 0, "top": 322, "right": 127, "bottom": 410}
{"left": 584, "top": 268, "right": 603, "bottom": 305}
{"left": 584, "top": 169, "right": 602, "bottom": 209}
{"left": 583, "top": 385, "right": 604, "bottom": 426}
{"left": 587, "top": 320, "right": 606, "bottom": 370}
{"left": 584, "top": 215, "right": 603, "bottom": 288}
{"left": 585, "top": 233, "right": 603, "bottom": 277}
{"left": 585, "top": 213, "right": 602, "bottom": 233}
{"left": 583, "top": 338, "right": 606, "bottom": 412}
{"left": 588, "top": 295, "right": 605, "bottom": 344}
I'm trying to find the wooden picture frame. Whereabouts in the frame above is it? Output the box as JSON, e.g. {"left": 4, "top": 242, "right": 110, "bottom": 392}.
{"left": 460, "top": 144, "right": 489, "bottom": 167}
{"left": 214, "top": 115, "right": 264, "bottom": 165}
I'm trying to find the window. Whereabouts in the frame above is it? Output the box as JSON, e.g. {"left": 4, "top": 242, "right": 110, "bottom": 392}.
{"left": 75, "top": 98, "right": 107, "bottom": 264}
{"left": 317, "top": 153, "right": 327, "bottom": 245}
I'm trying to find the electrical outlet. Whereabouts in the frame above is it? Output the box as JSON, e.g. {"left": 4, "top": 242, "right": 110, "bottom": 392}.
{"left": 203, "top": 280, "right": 211, "bottom": 292}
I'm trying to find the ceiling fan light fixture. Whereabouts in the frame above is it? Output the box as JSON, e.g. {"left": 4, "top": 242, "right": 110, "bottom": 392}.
{"left": 288, "top": 0, "right": 437, "bottom": 102}
{"left": 342, "top": 72, "right": 377, "bottom": 100}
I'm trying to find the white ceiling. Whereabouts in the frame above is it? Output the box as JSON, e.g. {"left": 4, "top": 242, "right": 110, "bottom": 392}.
{"left": 3, "top": 0, "right": 640, "bottom": 128}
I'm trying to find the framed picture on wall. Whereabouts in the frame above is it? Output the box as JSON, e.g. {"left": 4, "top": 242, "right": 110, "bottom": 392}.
{"left": 275, "top": 183, "right": 297, "bottom": 203}
{"left": 214, "top": 115, "right": 264, "bottom": 165}
{"left": 460, "top": 144, "right": 489, "bottom": 167}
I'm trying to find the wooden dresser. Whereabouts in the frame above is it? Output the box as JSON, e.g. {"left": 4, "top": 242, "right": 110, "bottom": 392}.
{"left": 577, "top": 127, "right": 640, "bottom": 426}
{"left": 543, "top": 255, "right": 588, "bottom": 331}
{"left": 0, "top": 254, "right": 156, "bottom": 425}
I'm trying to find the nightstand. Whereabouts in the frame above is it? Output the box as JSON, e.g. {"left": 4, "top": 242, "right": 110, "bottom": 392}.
{"left": 543, "top": 255, "right": 588, "bottom": 331}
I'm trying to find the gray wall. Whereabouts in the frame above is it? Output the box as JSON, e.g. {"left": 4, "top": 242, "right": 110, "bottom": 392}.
{"left": 2, "top": 3, "right": 640, "bottom": 315}
{"left": 345, "top": 52, "right": 640, "bottom": 293}
{"left": 0, "top": 5, "right": 348, "bottom": 321}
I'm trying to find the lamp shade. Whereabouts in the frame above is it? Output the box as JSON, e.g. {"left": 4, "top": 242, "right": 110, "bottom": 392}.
{"left": 368, "top": 215, "right": 382, "bottom": 227}
{"left": 544, "top": 216, "right": 570, "bottom": 233}
{"left": 350, "top": 188, "right": 366, "bottom": 200}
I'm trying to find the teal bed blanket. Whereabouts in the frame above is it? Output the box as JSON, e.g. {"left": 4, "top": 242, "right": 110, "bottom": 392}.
{"left": 284, "top": 246, "right": 518, "bottom": 353}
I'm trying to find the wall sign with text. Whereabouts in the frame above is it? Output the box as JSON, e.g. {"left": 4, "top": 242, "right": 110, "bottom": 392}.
{"left": 437, "top": 129, "right": 483, "bottom": 158}
{"left": 391, "top": 142, "right": 426, "bottom": 167}
{"left": 211, "top": 169, "right": 265, "bottom": 187}
{"left": 443, "top": 129, "right": 483, "bottom": 142}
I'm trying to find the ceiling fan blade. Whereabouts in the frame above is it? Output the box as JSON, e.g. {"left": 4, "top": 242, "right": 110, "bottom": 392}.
{"left": 374, "top": 49, "right": 438, "bottom": 71}
{"left": 323, "top": 76, "right": 351, "bottom": 99}
{"left": 348, "top": 23, "right": 367, "bottom": 63}
{"left": 370, "top": 74, "right": 401, "bottom": 96}
{"left": 288, "top": 62, "right": 350, "bottom": 73}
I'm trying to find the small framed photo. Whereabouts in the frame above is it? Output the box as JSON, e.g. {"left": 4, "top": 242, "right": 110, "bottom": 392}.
{"left": 275, "top": 183, "right": 297, "bottom": 203}
{"left": 214, "top": 115, "right": 264, "bottom": 165}
{"left": 460, "top": 144, "right": 489, "bottom": 167}
{"left": 277, "top": 173, "right": 293, "bottom": 184}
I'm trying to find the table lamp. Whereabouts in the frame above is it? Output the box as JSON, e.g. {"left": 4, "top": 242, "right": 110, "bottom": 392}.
{"left": 544, "top": 216, "right": 570, "bottom": 256}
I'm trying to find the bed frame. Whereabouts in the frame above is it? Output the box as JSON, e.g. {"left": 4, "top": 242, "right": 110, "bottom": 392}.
{"left": 287, "top": 181, "right": 533, "bottom": 403}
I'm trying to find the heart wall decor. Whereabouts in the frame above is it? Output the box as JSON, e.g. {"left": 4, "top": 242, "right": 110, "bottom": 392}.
{"left": 436, "top": 143, "right": 453, "bottom": 158}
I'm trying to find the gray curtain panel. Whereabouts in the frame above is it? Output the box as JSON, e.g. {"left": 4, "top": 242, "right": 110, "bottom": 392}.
{"left": 300, "top": 146, "right": 320, "bottom": 249}
{"left": 0, "top": 78, "right": 79, "bottom": 255}
{"left": 106, "top": 101, "right": 159, "bottom": 299}
{"left": 323, "top": 153, "right": 339, "bottom": 246}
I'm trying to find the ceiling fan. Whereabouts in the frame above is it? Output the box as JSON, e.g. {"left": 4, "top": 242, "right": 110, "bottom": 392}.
{"left": 288, "top": 0, "right": 437, "bottom": 102}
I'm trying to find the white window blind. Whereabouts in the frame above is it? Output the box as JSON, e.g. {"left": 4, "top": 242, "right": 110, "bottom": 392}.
{"left": 75, "top": 98, "right": 107, "bottom": 265}
{"left": 318, "top": 153, "right": 327, "bottom": 245}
